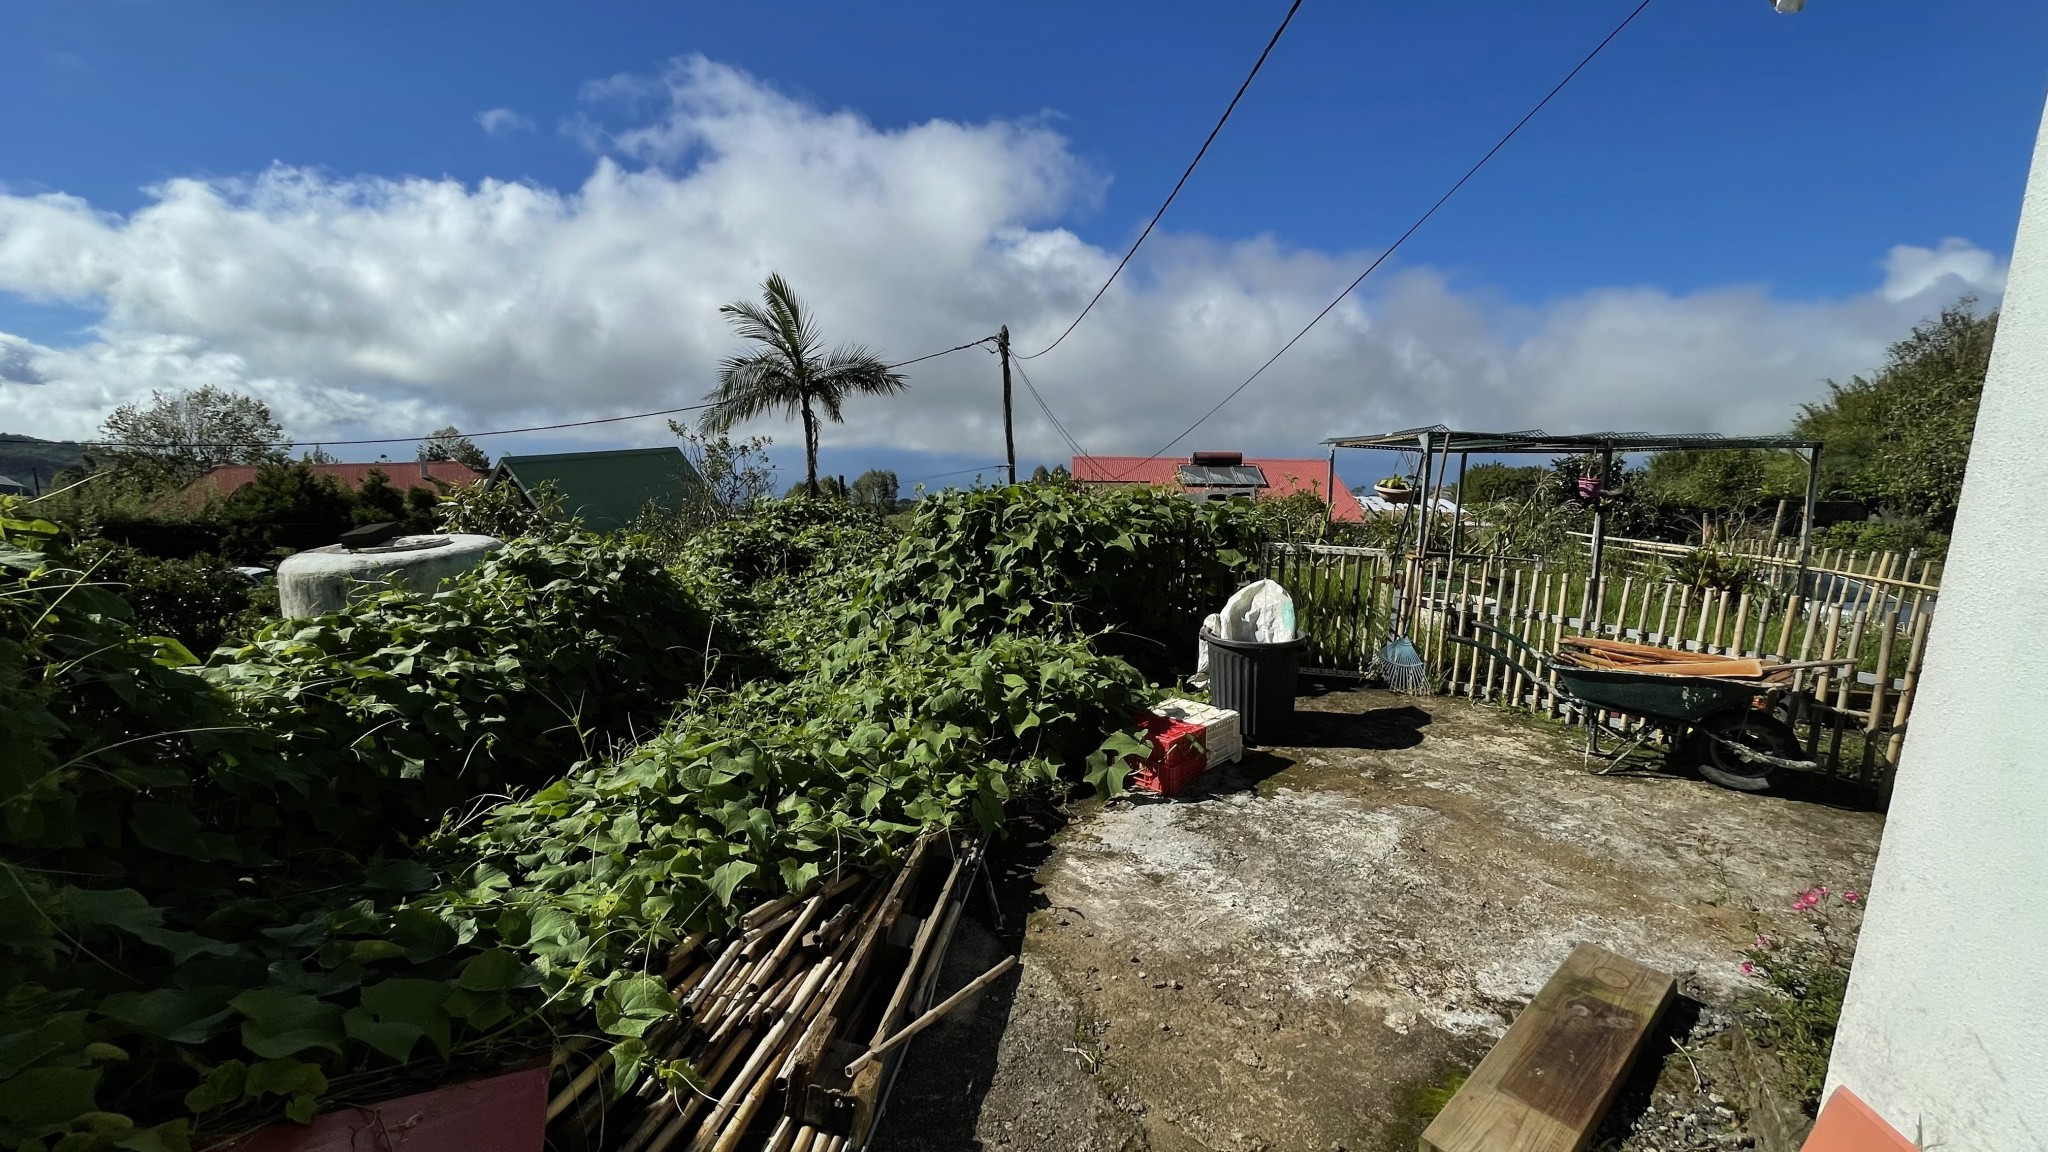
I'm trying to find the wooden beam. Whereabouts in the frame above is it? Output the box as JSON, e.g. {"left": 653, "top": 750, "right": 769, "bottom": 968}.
{"left": 1420, "top": 943, "right": 1675, "bottom": 1152}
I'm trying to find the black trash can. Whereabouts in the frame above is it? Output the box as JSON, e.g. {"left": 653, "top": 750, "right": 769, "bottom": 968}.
{"left": 1202, "top": 628, "right": 1305, "bottom": 746}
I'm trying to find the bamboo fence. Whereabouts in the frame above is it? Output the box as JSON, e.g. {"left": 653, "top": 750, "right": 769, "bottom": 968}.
{"left": 1263, "top": 542, "right": 1933, "bottom": 786}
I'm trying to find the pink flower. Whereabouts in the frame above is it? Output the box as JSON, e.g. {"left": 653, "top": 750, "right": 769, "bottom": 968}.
{"left": 1842, "top": 891, "right": 1861, "bottom": 903}
{"left": 1740, "top": 961, "right": 1755, "bottom": 976}
{"left": 1793, "top": 895, "right": 1817, "bottom": 911}
{"left": 1752, "top": 935, "right": 1770, "bottom": 949}
{"left": 1816, "top": 885, "right": 1829, "bottom": 895}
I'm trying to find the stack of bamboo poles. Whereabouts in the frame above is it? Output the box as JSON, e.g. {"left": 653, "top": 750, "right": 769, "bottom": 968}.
{"left": 1555, "top": 636, "right": 1772, "bottom": 679}
{"left": 546, "top": 874, "right": 881, "bottom": 1152}
{"left": 546, "top": 835, "right": 1001, "bottom": 1152}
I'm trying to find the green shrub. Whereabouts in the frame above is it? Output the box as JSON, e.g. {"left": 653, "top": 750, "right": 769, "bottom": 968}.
{"left": 671, "top": 496, "right": 894, "bottom": 668}
{"left": 1669, "top": 545, "right": 1762, "bottom": 593}
{"left": 871, "top": 483, "right": 1264, "bottom": 680}
{"left": 1, "top": 492, "right": 1172, "bottom": 1145}
{"left": 204, "top": 533, "right": 721, "bottom": 845}
{"left": 1814, "top": 518, "right": 1947, "bottom": 561}
{"left": 0, "top": 531, "right": 725, "bottom": 1148}
{"left": 69, "top": 540, "right": 274, "bottom": 656}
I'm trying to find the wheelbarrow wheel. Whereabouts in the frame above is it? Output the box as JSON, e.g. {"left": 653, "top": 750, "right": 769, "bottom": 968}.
{"left": 1694, "top": 712, "right": 1801, "bottom": 792}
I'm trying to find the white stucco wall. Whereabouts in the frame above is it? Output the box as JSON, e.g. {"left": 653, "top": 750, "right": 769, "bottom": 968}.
{"left": 1824, "top": 95, "right": 2048, "bottom": 1150}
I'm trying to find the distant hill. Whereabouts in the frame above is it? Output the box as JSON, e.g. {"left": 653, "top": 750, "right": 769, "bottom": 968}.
{"left": 0, "top": 434, "right": 87, "bottom": 493}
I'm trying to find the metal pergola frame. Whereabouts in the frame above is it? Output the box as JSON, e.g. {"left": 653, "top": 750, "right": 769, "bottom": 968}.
{"left": 1322, "top": 426, "right": 1825, "bottom": 608}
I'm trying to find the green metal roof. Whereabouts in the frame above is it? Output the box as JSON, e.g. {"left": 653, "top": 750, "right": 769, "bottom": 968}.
{"left": 490, "top": 447, "right": 704, "bottom": 532}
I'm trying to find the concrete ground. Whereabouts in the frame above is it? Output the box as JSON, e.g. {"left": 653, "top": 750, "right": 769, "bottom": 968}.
{"left": 872, "top": 687, "right": 1884, "bottom": 1152}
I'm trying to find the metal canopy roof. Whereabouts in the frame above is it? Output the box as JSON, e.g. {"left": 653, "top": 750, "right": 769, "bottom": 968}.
{"left": 1323, "top": 425, "right": 1819, "bottom": 454}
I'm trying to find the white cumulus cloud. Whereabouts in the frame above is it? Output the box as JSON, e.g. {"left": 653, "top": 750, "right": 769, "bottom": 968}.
{"left": 0, "top": 55, "right": 2010, "bottom": 465}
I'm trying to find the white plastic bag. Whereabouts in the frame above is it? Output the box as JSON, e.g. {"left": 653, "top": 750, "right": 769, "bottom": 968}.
{"left": 1218, "top": 580, "right": 1296, "bottom": 643}
{"left": 1196, "top": 612, "right": 1224, "bottom": 673}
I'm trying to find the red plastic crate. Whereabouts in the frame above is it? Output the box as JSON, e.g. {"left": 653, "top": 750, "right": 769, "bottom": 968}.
{"left": 1127, "top": 711, "right": 1210, "bottom": 796}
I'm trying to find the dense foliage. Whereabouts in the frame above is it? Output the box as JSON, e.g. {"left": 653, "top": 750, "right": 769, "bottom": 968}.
{"left": 871, "top": 481, "right": 1265, "bottom": 680}
{"left": 1796, "top": 302, "right": 1994, "bottom": 529}
{"left": 204, "top": 535, "right": 722, "bottom": 845}
{"left": 1, "top": 481, "right": 1246, "bottom": 1148}
{"left": 68, "top": 542, "right": 275, "bottom": 656}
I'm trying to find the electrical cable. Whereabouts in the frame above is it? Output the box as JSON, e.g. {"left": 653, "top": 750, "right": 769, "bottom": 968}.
{"left": 85, "top": 402, "right": 719, "bottom": 452}
{"left": 83, "top": 336, "right": 997, "bottom": 453}
{"left": 1008, "top": 357, "right": 1089, "bottom": 462}
{"left": 886, "top": 336, "right": 998, "bottom": 369}
{"left": 1015, "top": 0, "right": 1304, "bottom": 360}
{"left": 1113, "top": 0, "right": 1657, "bottom": 479}
{"left": 907, "top": 462, "right": 1011, "bottom": 486}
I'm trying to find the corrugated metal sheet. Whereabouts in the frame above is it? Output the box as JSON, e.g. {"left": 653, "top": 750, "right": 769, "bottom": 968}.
{"left": 492, "top": 447, "right": 704, "bottom": 531}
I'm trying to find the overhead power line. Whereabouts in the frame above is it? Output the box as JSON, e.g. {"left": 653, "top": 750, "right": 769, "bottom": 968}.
{"left": 1116, "top": 0, "right": 1658, "bottom": 479}
{"left": 1015, "top": 0, "right": 1305, "bottom": 361}
{"left": 907, "top": 462, "right": 1011, "bottom": 486}
{"left": 1008, "top": 357, "right": 1088, "bottom": 463}
{"left": 887, "top": 336, "right": 998, "bottom": 370}
{"left": 84, "top": 336, "right": 996, "bottom": 453}
{"left": 87, "top": 401, "right": 720, "bottom": 452}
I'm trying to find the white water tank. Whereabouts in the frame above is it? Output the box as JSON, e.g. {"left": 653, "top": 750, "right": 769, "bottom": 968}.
{"left": 276, "top": 534, "right": 503, "bottom": 618}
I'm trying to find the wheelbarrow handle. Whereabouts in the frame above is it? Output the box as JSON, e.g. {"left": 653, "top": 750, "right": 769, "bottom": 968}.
{"left": 1458, "top": 621, "right": 1555, "bottom": 667}
{"left": 1445, "top": 624, "right": 1561, "bottom": 695}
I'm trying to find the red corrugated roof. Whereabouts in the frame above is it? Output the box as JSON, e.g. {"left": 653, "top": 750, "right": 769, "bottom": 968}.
{"left": 1070, "top": 455, "right": 1366, "bottom": 522}
{"left": 186, "top": 460, "right": 486, "bottom": 499}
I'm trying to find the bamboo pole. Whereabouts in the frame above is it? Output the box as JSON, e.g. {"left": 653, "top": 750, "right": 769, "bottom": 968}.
{"left": 1862, "top": 609, "right": 1902, "bottom": 781}
{"left": 1710, "top": 589, "right": 1729, "bottom": 653}
{"left": 845, "top": 955, "right": 1020, "bottom": 1075}
{"left": 1802, "top": 607, "right": 1842, "bottom": 759}
{"left": 1655, "top": 582, "right": 1674, "bottom": 645}
{"left": 548, "top": 1048, "right": 614, "bottom": 1122}
{"left": 1729, "top": 592, "right": 1751, "bottom": 657}
{"left": 1671, "top": 588, "right": 1693, "bottom": 654}
{"left": 1493, "top": 568, "right": 1518, "bottom": 704}
{"left": 1885, "top": 612, "right": 1933, "bottom": 764}
{"left": 1548, "top": 574, "right": 1568, "bottom": 717}
{"left": 1775, "top": 595, "right": 1802, "bottom": 662}
{"left": 1812, "top": 608, "right": 1844, "bottom": 702}
{"left": 1866, "top": 610, "right": 1901, "bottom": 734}
{"left": 1428, "top": 558, "right": 1449, "bottom": 674}
{"left": 1826, "top": 611, "right": 1869, "bottom": 773}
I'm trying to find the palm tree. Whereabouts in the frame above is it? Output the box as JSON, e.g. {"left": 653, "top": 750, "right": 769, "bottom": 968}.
{"left": 700, "top": 274, "right": 907, "bottom": 496}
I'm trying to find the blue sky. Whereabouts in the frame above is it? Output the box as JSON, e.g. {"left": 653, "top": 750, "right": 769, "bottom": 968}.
{"left": 1, "top": 0, "right": 2042, "bottom": 488}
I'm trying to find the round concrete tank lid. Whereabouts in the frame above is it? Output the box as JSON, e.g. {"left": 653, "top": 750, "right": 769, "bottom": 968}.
{"left": 305, "top": 534, "right": 460, "bottom": 556}
{"left": 278, "top": 534, "right": 502, "bottom": 577}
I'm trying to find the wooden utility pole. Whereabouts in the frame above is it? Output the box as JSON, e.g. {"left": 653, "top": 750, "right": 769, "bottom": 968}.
{"left": 998, "top": 326, "right": 1017, "bottom": 484}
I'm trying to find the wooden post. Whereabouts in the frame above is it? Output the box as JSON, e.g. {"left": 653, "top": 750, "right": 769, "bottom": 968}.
{"left": 1325, "top": 447, "right": 1338, "bottom": 529}
{"left": 998, "top": 326, "right": 1016, "bottom": 485}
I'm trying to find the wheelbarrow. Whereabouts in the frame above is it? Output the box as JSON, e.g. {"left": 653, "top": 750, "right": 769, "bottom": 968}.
{"left": 1448, "top": 622, "right": 1837, "bottom": 791}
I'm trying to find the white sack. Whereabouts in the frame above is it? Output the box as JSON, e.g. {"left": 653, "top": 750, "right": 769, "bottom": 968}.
{"left": 1218, "top": 580, "right": 1297, "bottom": 643}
